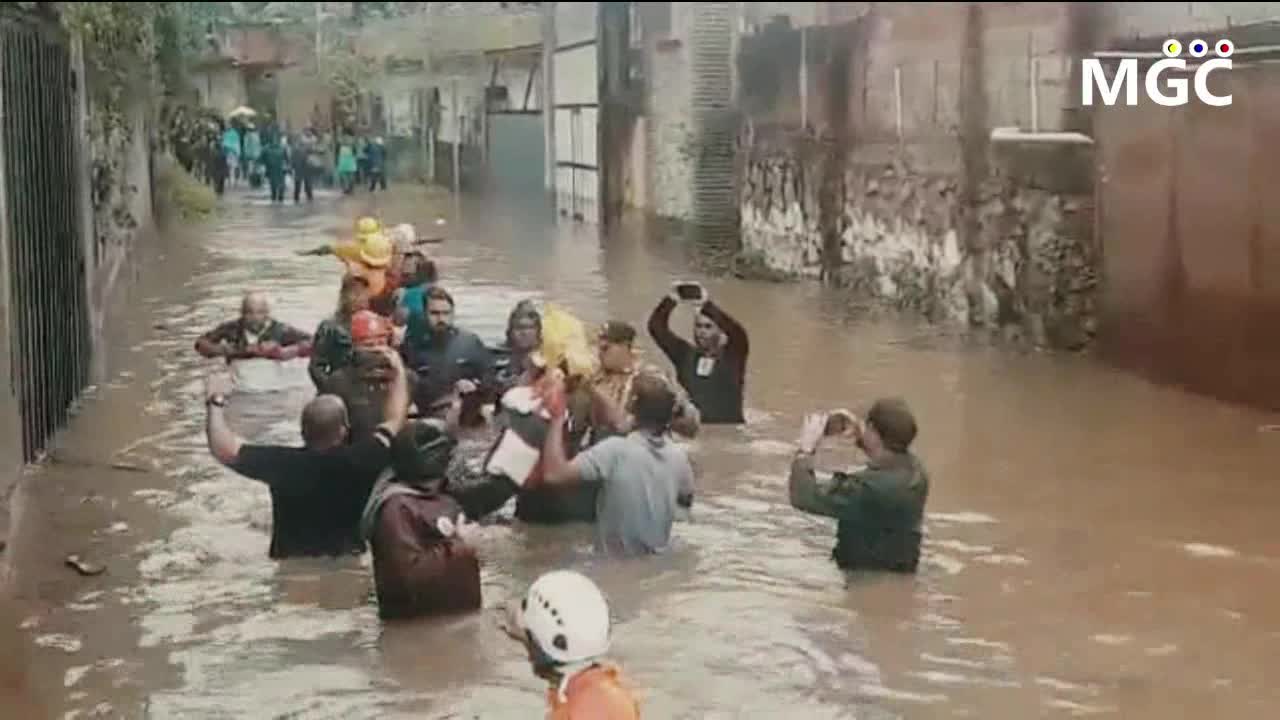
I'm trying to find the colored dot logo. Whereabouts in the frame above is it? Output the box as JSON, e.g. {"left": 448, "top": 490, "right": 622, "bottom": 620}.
{"left": 1163, "top": 38, "right": 1234, "bottom": 58}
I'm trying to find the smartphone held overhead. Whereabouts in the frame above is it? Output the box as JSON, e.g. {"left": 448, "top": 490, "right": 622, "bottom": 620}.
{"left": 674, "top": 281, "right": 706, "bottom": 302}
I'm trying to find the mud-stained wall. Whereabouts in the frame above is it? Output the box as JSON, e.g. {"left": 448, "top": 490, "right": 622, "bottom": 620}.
{"left": 1096, "top": 59, "right": 1280, "bottom": 411}
{"left": 736, "top": 3, "right": 1097, "bottom": 348}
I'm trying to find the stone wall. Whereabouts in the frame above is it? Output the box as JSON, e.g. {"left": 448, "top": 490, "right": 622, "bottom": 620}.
{"left": 736, "top": 3, "right": 1100, "bottom": 349}
{"left": 739, "top": 134, "right": 1097, "bottom": 348}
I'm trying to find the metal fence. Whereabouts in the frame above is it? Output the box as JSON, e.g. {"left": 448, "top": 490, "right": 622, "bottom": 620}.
{"left": 1, "top": 11, "right": 90, "bottom": 462}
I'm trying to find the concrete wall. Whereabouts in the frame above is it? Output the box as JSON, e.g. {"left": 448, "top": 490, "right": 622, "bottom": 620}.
{"left": 275, "top": 65, "right": 331, "bottom": 132}
{"left": 194, "top": 65, "right": 248, "bottom": 116}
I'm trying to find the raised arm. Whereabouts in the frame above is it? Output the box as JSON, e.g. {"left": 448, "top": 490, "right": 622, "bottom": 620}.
{"left": 204, "top": 375, "right": 243, "bottom": 465}
{"left": 647, "top": 296, "right": 694, "bottom": 368}
{"left": 378, "top": 348, "right": 412, "bottom": 437}
{"left": 789, "top": 452, "right": 862, "bottom": 519}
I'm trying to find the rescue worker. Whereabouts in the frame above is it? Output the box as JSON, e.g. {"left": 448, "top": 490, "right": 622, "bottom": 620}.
{"left": 296, "top": 216, "right": 383, "bottom": 259}
{"left": 647, "top": 283, "right": 749, "bottom": 424}
{"left": 324, "top": 310, "right": 419, "bottom": 439}
{"left": 536, "top": 372, "right": 696, "bottom": 556}
{"left": 789, "top": 398, "right": 930, "bottom": 573}
{"left": 310, "top": 275, "right": 372, "bottom": 392}
{"left": 361, "top": 419, "right": 520, "bottom": 621}
{"left": 509, "top": 570, "right": 641, "bottom": 719}
{"left": 402, "top": 287, "right": 494, "bottom": 422}
{"left": 195, "top": 291, "right": 311, "bottom": 363}
{"left": 202, "top": 347, "right": 409, "bottom": 559}
{"left": 337, "top": 232, "right": 399, "bottom": 317}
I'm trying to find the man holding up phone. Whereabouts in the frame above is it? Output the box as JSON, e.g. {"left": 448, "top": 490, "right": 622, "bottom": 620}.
{"left": 788, "top": 399, "right": 930, "bottom": 574}
{"left": 647, "top": 281, "right": 749, "bottom": 424}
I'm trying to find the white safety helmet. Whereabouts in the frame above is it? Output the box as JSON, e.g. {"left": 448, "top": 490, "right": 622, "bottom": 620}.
{"left": 520, "top": 570, "right": 611, "bottom": 667}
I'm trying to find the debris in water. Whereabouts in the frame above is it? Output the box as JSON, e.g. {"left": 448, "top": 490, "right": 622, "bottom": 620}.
{"left": 65, "top": 665, "right": 91, "bottom": 688}
{"left": 1258, "top": 424, "right": 1280, "bottom": 433}
{"left": 109, "top": 461, "right": 151, "bottom": 473}
{"left": 34, "top": 633, "right": 82, "bottom": 653}
{"left": 65, "top": 555, "right": 106, "bottom": 577}
{"left": 1090, "top": 634, "right": 1132, "bottom": 646}
{"left": 1181, "top": 543, "right": 1238, "bottom": 559}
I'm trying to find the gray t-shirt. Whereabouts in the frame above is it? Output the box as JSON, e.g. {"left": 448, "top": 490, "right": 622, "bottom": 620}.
{"left": 573, "top": 430, "right": 695, "bottom": 556}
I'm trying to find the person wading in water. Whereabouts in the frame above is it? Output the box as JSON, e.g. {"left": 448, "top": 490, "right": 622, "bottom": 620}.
{"left": 647, "top": 282, "right": 749, "bottom": 424}
{"left": 324, "top": 310, "right": 420, "bottom": 440}
{"left": 506, "top": 570, "right": 641, "bottom": 719}
{"left": 310, "top": 275, "right": 372, "bottom": 393}
{"left": 361, "top": 419, "right": 520, "bottom": 621}
{"left": 494, "top": 300, "right": 543, "bottom": 396}
{"left": 789, "top": 398, "right": 930, "bottom": 573}
{"left": 535, "top": 371, "right": 695, "bottom": 557}
{"left": 195, "top": 291, "right": 311, "bottom": 363}
{"left": 203, "top": 348, "right": 409, "bottom": 559}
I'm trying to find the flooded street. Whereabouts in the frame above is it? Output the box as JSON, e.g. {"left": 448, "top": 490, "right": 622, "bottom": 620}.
{"left": 7, "top": 184, "right": 1280, "bottom": 719}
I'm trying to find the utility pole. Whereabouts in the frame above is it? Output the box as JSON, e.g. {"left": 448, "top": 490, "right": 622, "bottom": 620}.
{"left": 451, "top": 79, "right": 461, "bottom": 196}
{"left": 315, "top": 2, "right": 323, "bottom": 76}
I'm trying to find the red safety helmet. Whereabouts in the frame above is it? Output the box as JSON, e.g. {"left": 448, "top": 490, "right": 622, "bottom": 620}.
{"left": 350, "top": 310, "right": 392, "bottom": 347}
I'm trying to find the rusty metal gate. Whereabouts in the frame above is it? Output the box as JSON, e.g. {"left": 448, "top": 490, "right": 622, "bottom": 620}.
{"left": 1, "top": 11, "right": 90, "bottom": 462}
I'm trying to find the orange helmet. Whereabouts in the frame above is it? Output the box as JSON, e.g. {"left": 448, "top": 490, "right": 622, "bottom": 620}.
{"left": 350, "top": 310, "right": 392, "bottom": 347}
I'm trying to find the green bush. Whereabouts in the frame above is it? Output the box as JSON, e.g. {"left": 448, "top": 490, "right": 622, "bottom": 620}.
{"left": 155, "top": 154, "right": 216, "bottom": 221}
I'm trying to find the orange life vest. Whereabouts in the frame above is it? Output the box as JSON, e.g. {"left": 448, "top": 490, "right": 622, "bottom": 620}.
{"left": 546, "top": 664, "right": 640, "bottom": 720}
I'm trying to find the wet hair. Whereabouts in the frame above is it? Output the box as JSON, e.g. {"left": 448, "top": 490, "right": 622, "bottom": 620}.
{"left": 631, "top": 373, "right": 677, "bottom": 432}
{"left": 426, "top": 286, "right": 455, "bottom": 308}
{"left": 506, "top": 300, "right": 542, "bottom": 346}
{"left": 599, "top": 321, "right": 636, "bottom": 346}
{"left": 301, "top": 395, "right": 348, "bottom": 448}
{"left": 866, "top": 398, "right": 918, "bottom": 453}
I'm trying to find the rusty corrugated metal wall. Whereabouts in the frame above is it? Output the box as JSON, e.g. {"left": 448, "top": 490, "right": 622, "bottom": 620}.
{"left": 1095, "top": 61, "right": 1280, "bottom": 410}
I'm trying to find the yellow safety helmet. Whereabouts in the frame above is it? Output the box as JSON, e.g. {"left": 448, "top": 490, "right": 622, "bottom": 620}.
{"left": 355, "top": 216, "right": 382, "bottom": 237}
{"left": 355, "top": 232, "right": 393, "bottom": 268}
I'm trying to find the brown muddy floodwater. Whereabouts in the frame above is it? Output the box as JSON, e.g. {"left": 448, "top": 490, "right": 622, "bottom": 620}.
{"left": 5, "top": 184, "right": 1280, "bottom": 719}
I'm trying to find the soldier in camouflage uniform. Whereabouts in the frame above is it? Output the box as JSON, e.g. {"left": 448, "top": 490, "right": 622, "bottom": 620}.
{"left": 789, "top": 398, "right": 929, "bottom": 573}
